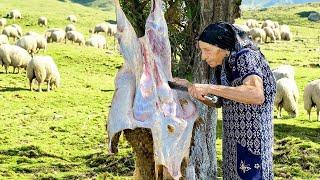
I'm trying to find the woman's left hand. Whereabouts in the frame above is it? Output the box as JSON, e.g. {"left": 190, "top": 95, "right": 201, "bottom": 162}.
{"left": 188, "top": 84, "right": 211, "bottom": 101}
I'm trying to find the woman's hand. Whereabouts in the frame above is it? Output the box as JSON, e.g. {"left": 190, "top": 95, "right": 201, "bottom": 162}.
{"left": 172, "top": 78, "right": 192, "bottom": 87}
{"left": 188, "top": 84, "right": 211, "bottom": 101}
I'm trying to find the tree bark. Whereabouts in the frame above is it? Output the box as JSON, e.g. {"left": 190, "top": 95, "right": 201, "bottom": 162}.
{"left": 187, "top": 0, "right": 241, "bottom": 179}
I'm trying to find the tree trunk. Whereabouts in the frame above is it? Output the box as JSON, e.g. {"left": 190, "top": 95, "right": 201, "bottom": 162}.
{"left": 187, "top": 0, "right": 241, "bottom": 179}
{"left": 118, "top": 0, "right": 241, "bottom": 179}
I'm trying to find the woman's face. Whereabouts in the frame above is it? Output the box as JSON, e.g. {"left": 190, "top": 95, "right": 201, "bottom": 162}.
{"left": 198, "top": 41, "right": 228, "bottom": 68}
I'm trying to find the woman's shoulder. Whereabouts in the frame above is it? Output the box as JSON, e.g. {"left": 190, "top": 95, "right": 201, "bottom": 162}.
{"left": 234, "top": 48, "right": 260, "bottom": 59}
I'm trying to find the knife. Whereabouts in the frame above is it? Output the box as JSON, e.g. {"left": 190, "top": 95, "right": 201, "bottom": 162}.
{"left": 168, "top": 81, "right": 218, "bottom": 104}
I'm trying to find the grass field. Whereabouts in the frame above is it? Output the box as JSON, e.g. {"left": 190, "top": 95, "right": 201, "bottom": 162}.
{"left": 0, "top": 1, "right": 319, "bottom": 179}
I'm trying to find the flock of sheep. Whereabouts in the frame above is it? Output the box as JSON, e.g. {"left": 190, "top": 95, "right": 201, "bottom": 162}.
{"left": 272, "top": 65, "right": 320, "bottom": 121}
{"left": 235, "top": 19, "right": 293, "bottom": 43}
{"left": 0, "top": 9, "right": 117, "bottom": 92}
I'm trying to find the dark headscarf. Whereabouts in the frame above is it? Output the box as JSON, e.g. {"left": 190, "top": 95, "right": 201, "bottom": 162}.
{"left": 198, "top": 21, "right": 259, "bottom": 52}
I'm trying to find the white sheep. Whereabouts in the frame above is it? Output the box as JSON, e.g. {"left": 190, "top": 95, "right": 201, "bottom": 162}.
{"left": 263, "top": 26, "right": 276, "bottom": 42}
{"left": 11, "top": 24, "right": 22, "bottom": 37}
{"left": 246, "top": 19, "right": 259, "bottom": 29}
{"left": 8, "top": 9, "right": 22, "bottom": 20}
{"left": 249, "top": 28, "right": 266, "bottom": 43}
{"left": 65, "top": 31, "right": 84, "bottom": 45}
{"left": 25, "top": 32, "right": 47, "bottom": 52}
{"left": 273, "top": 28, "right": 281, "bottom": 40}
{"left": 272, "top": 65, "right": 295, "bottom": 81}
{"left": 274, "top": 78, "right": 299, "bottom": 118}
{"left": 0, "top": 44, "right": 32, "bottom": 73}
{"left": 27, "top": 56, "right": 60, "bottom": 92}
{"left": 51, "top": 30, "right": 66, "bottom": 43}
{"left": 274, "top": 21, "right": 280, "bottom": 29}
{"left": 44, "top": 28, "right": 63, "bottom": 42}
{"left": 303, "top": 79, "right": 320, "bottom": 121}
{"left": 107, "top": 24, "right": 117, "bottom": 36}
{"left": 280, "top": 25, "right": 292, "bottom": 41}
{"left": 85, "top": 34, "right": 106, "bottom": 49}
{"left": 262, "top": 20, "right": 274, "bottom": 29}
{"left": 65, "top": 24, "right": 76, "bottom": 32}
{"left": 66, "top": 15, "right": 77, "bottom": 23}
{"left": 0, "top": 18, "right": 7, "bottom": 28}
{"left": 38, "top": 16, "right": 48, "bottom": 26}
{"left": 92, "top": 23, "right": 109, "bottom": 34}
{"left": 16, "top": 35, "right": 38, "bottom": 55}
{"left": 0, "top": 35, "right": 9, "bottom": 45}
{"left": 2, "top": 26, "right": 20, "bottom": 41}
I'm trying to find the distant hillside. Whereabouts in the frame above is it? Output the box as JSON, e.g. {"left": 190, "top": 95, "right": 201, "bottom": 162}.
{"left": 70, "top": 0, "right": 114, "bottom": 11}
{"left": 242, "top": 0, "right": 320, "bottom": 9}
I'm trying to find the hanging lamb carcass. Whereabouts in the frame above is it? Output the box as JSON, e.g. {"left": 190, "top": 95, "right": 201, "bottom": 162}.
{"left": 107, "top": 0, "right": 199, "bottom": 179}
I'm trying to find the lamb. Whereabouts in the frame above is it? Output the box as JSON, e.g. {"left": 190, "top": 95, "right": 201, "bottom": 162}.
{"left": 51, "top": 30, "right": 66, "bottom": 43}
{"left": 27, "top": 56, "right": 60, "bottom": 92}
{"left": 303, "top": 79, "right": 320, "bottom": 121}
{"left": 249, "top": 28, "right": 266, "bottom": 43}
{"left": 273, "top": 28, "right": 281, "bottom": 40}
{"left": 8, "top": 9, "right": 22, "bottom": 20}
{"left": 44, "top": 28, "right": 63, "bottom": 42}
{"left": 85, "top": 34, "right": 106, "bottom": 49}
{"left": 65, "top": 31, "right": 84, "bottom": 45}
{"left": 2, "top": 26, "right": 20, "bottom": 41}
{"left": 66, "top": 15, "right": 77, "bottom": 23}
{"left": 16, "top": 35, "right": 38, "bottom": 55}
{"left": 263, "top": 26, "right": 276, "bottom": 42}
{"left": 246, "top": 19, "right": 259, "bottom": 29}
{"left": 0, "top": 18, "right": 7, "bottom": 27}
{"left": 0, "top": 44, "right": 32, "bottom": 73}
{"left": 65, "top": 24, "right": 76, "bottom": 32}
{"left": 38, "top": 16, "right": 48, "bottom": 26}
{"left": 272, "top": 65, "right": 295, "bottom": 81}
{"left": 0, "top": 35, "right": 9, "bottom": 45}
{"left": 274, "top": 78, "right": 299, "bottom": 118}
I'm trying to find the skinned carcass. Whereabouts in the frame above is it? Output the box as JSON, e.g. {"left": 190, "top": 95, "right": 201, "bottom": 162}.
{"left": 107, "top": 0, "right": 198, "bottom": 179}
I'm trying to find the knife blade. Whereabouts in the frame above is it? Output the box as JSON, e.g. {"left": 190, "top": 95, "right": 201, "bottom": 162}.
{"left": 168, "top": 81, "right": 218, "bottom": 104}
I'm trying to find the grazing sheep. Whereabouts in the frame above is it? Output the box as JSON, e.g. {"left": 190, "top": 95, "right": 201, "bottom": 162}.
{"left": 272, "top": 65, "right": 295, "bottom": 81}
{"left": 0, "top": 35, "right": 9, "bottom": 45}
{"left": 280, "top": 25, "right": 292, "bottom": 41}
{"left": 85, "top": 34, "right": 106, "bottom": 49}
{"left": 274, "top": 78, "right": 299, "bottom": 118}
{"left": 263, "top": 26, "right": 276, "bottom": 42}
{"left": 303, "top": 79, "right": 320, "bottom": 121}
{"left": 67, "top": 15, "right": 77, "bottom": 23}
{"left": 107, "top": 24, "right": 117, "bottom": 36}
{"left": 65, "top": 24, "right": 76, "bottom": 32}
{"left": 65, "top": 31, "right": 84, "bottom": 45}
{"left": 261, "top": 20, "right": 274, "bottom": 29}
{"left": 27, "top": 56, "right": 60, "bottom": 92}
{"left": 51, "top": 30, "right": 66, "bottom": 43}
{"left": 2, "top": 26, "right": 20, "bottom": 41}
{"left": 233, "top": 24, "right": 250, "bottom": 33}
{"left": 25, "top": 32, "right": 47, "bottom": 52}
{"left": 44, "top": 28, "right": 63, "bottom": 42}
{"left": 249, "top": 28, "right": 266, "bottom": 43}
{"left": 246, "top": 19, "right": 259, "bottom": 29}
{"left": 0, "top": 18, "right": 7, "bottom": 28}
{"left": 0, "top": 44, "right": 32, "bottom": 73}
{"left": 11, "top": 24, "right": 22, "bottom": 36}
{"left": 93, "top": 23, "right": 108, "bottom": 34}
{"left": 38, "top": 16, "right": 48, "bottom": 26}
{"left": 8, "top": 9, "right": 22, "bottom": 20}
{"left": 273, "top": 21, "right": 280, "bottom": 29}
{"left": 16, "top": 35, "right": 38, "bottom": 55}
{"left": 273, "top": 28, "right": 281, "bottom": 40}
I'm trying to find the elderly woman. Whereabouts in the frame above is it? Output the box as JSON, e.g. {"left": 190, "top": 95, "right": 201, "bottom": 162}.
{"left": 175, "top": 22, "right": 276, "bottom": 179}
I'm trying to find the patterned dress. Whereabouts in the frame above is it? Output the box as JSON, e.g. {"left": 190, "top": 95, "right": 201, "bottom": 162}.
{"left": 211, "top": 48, "right": 276, "bottom": 180}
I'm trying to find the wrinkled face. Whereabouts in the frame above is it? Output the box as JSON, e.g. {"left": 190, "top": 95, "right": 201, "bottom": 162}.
{"left": 198, "top": 41, "right": 229, "bottom": 68}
